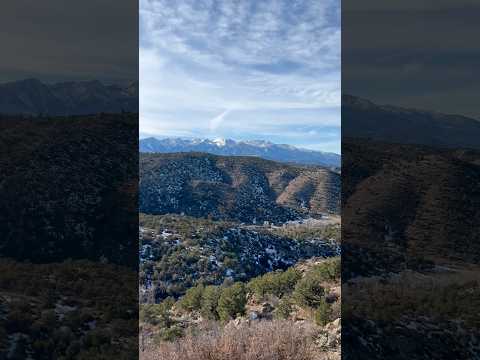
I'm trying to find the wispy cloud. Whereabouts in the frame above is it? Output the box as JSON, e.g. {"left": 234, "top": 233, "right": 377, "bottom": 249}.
{"left": 209, "top": 109, "right": 231, "bottom": 132}
{"left": 140, "top": 0, "right": 340, "bottom": 153}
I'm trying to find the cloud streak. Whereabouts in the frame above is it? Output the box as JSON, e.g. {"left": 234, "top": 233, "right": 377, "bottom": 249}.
{"left": 209, "top": 109, "right": 231, "bottom": 131}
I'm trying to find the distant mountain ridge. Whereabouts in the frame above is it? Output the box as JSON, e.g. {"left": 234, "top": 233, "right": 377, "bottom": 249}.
{"left": 140, "top": 137, "right": 341, "bottom": 167}
{"left": 0, "top": 78, "right": 138, "bottom": 115}
{"left": 343, "top": 94, "right": 480, "bottom": 150}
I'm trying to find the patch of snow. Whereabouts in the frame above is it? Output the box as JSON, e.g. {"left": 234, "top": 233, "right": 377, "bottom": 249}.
{"left": 213, "top": 138, "right": 227, "bottom": 147}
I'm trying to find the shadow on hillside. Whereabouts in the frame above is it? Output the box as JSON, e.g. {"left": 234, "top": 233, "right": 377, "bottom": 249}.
{"left": 341, "top": 136, "right": 480, "bottom": 358}
{"left": 0, "top": 114, "right": 139, "bottom": 359}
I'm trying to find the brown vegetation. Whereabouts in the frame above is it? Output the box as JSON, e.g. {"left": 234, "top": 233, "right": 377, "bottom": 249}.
{"left": 141, "top": 320, "right": 317, "bottom": 360}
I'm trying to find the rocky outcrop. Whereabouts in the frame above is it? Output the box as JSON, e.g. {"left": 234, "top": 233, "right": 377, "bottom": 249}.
{"left": 316, "top": 318, "right": 341, "bottom": 360}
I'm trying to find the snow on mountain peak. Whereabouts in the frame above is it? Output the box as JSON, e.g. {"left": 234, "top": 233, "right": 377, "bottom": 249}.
{"left": 213, "top": 138, "right": 227, "bottom": 147}
{"left": 139, "top": 137, "right": 340, "bottom": 167}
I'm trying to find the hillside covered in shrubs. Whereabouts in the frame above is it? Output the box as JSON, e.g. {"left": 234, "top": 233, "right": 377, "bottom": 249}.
{"left": 0, "top": 260, "right": 138, "bottom": 359}
{"left": 0, "top": 113, "right": 138, "bottom": 266}
{"left": 140, "top": 258, "right": 341, "bottom": 360}
{"left": 139, "top": 214, "right": 340, "bottom": 303}
{"left": 140, "top": 152, "right": 340, "bottom": 223}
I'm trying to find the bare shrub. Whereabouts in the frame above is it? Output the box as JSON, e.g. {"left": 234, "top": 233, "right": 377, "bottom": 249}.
{"left": 141, "top": 320, "right": 317, "bottom": 360}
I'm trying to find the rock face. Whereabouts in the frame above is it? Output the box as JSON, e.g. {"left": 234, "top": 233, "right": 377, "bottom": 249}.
{"left": 316, "top": 318, "right": 341, "bottom": 360}
{"left": 140, "top": 152, "right": 340, "bottom": 223}
{"left": 140, "top": 137, "right": 341, "bottom": 167}
{"left": 0, "top": 78, "right": 138, "bottom": 115}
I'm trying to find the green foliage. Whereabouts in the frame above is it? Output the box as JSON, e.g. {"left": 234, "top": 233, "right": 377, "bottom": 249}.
{"left": 274, "top": 297, "right": 294, "bottom": 320}
{"left": 179, "top": 284, "right": 205, "bottom": 312}
{"left": 140, "top": 298, "right": 175, "bottom": 327}
{"left": 0, "top": 259, "right": 138, "bottom": 360}
{"left": 156, "top": 325, "right": 184, "bottom": 342}
{"left": 343, "top": 274, "right": 480, "bottom": 328}
{"left": 139, "top": 213, "right": 231, "bottom": 239}
{"left": 294, "top": 274, "right": 325, "bottom": 309}
{"left": 271, "top": 223, "right": 340, "bottom": 243}
{"left": 1, "top": 114, "right": 138, "bottom": 265}
{"left": 248, "top": 268, "right": 302, "bottom": 300}
{"left": 217, "top": 283, "right": 247, "bottom": 322}
{"left": 141, "top": 298, "right": 185, "bottom": 343}
{"left": 310, "top": 258, "right": 340, "bottom": 282}
{"left": 201, "top": 285, "right": 222, "bottom": 320}
{"left": 314, "top": 299, "right": 331, "bottom": 326}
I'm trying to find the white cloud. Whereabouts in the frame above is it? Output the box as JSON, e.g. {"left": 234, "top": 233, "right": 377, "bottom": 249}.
{"left": 140, "top": 0, "right": 340, "bottom": 153}
{"left": 209, "top": 109, "right": 231, "bottom": 131}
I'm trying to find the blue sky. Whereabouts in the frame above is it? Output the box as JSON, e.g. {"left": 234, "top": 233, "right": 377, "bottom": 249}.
{"left": 140, "top": 0, "right": 340, "bottom": 153}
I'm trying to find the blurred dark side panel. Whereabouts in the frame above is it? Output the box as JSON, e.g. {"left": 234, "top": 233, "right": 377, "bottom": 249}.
{"left": 0, "top": 1, "right": 139, "bottom": 359}
{"left": 342, "top": 1, "right": 480, "bottom": 359}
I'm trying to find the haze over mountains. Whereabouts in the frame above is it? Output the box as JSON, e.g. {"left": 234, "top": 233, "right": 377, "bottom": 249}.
{"left": 0, "top": 78, "right": 138, "bottom": 115}
{"left": 343, "top": 94, "right": 480, "bottom": 150}
{"left": 140, "top": 137, "right": 341, "bottom": 167}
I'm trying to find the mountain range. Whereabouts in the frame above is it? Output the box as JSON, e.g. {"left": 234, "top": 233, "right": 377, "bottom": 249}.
{"left": 140, "top": 152, "right": 340, "bottom": 223}
{"left": 140, "top": 137, "right": 341, "bottom": 167}
{"left": 343, "top": 94, "right": 480, "bottom": 150}
{"left": 0, "top": 78, "right": 138, "bottom": 115}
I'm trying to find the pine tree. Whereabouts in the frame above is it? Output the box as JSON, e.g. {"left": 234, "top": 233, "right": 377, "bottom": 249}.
{"left": 217, "top": 283, "right": 247, "bottom": 322}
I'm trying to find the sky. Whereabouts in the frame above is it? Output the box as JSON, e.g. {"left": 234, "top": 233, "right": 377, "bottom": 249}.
{"left": 343, "top": 0, "right": 480, "bottom": 119}
{"left": 140, "top": 0, "right": 341, "bottom": 153}
{"left": 0, "top": 0, "right": 137, "bottom": 84}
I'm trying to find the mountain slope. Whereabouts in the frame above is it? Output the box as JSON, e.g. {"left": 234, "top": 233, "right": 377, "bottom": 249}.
{"left": 0, "top": 78, "right": 138, "bottom": 115}
{"left": 343, "top": 96, "right": 480, "bottom": 277}
{"left": 343, "top": 94, "right": 480, "bottom": 150}
{"left": 139, "top": 152, "right": 340, "bottom": 223}
{"left": 140, "top": 137, "right": 340, "bottom": 167}
{"left": 0, "top": 113, "right": 138, "bottom": 264}
{"left": 139, "top": 214, "right": 340, "bottom": 302}
{"left": 342, "top": 137, "right": 480, "bottom": 277}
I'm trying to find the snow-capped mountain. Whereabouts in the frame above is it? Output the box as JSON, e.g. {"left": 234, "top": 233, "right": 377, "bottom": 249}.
{"left": 0, "top": 78, "right": 138, "bottom": 115}
{"left": 139, "top": 137, "right": 341, "bottom": 167}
